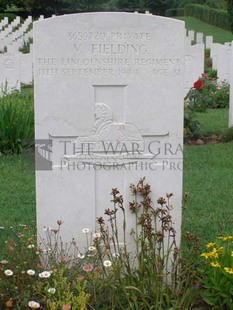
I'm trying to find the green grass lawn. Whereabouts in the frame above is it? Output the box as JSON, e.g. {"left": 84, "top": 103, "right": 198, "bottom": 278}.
{"left": 175, "top": 16, "right": 233, "bottom": 44}
{"left": 0, "top": 154, "right": 35, "bottom": 226}
{"left": 183, "top": 142, "right": 233, "bottom": 247}
{"left": 21, "top": 85, "right": 34, "bottom": 98}
{"left": 197, "top": 108, "right": 229, "bottom": 136}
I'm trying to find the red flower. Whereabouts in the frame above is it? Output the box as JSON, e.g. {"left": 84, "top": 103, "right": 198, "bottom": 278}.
{"left": 193, "top": 79, "right": 203, "bottom": 90}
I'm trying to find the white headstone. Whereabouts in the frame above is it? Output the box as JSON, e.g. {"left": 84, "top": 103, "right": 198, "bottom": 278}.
{"left": 11, "top": 16, "right": 20, "bottom": 27}
{"left": 188, "top": 30, "right": 194, "bottom": 42}
{"left": 0, "top": 53, "right": 21, "bottom": 95}
{"left": 7, "top": 43, "right": 19, "bottom": 53}
{"left": 217, "top": 45, "right": 232, "bottom": 83}
{"left": 0, "top": 17, "right": 8, "bottom": 30}
{"left": 34, "top": 13, "right": 185, "bottom": 251}
{"left": 185, "top": 36, "right": 192, "bottom": 47}
{"left": 210, "top": 43, "right": 222, "bottom": 70}
{"left": 196, "top": 32, "right": 203, "bottom": 44}
{"left": 20, "top": 52, "right": 33, "bottom": 85}
{"left": 229, "top": 41, "right": 233, "bottom": 127}
{"left": 205, "top": 35, "right": 213, "bottom": 49}
{"left": 184, "top": 44, "right": 205, "bottom": 96}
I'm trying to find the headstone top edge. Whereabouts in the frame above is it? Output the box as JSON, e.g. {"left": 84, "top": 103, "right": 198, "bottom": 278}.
{"left": 33, "top": 12, "right": 185, "bottom": 26}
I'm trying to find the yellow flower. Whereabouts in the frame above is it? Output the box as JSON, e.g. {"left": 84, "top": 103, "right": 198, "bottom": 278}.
{"left": 206, "top": 242, "right": 215, "bottom": 248}
{"left": 210, "top": 261, "right": 220, "bottom": 268}
{"left": 201, "top": 252, "right": 209, "bottom": 259}
{"left": 231, "top": 251, "right": 233, "bottom": 257}
{"left": 208, "top": 249, "right": 219, "bottom": 259}
{"left": 218, "top": 236, "right": 233, "bottom": 241}
{"left": 224, "top": 267, "right": 233, "bottom": 274}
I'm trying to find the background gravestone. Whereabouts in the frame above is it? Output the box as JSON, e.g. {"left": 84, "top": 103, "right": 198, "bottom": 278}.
{"left": 229, "top": 41, "right": 233, "bottom": 127}
{"left": 205, "top": 35, "right": 213, "bottom": 49}
{"left": 34, "top": 13, "right": 185, "bottom": 251}
{"left": 184, "top": 44, "right": 204, "bottom": 96}
{"left": 217, "top": 45, "right": 232, "bottom": 83}
{"left": 0, "top": 53, "right": 20, "bottom": 94}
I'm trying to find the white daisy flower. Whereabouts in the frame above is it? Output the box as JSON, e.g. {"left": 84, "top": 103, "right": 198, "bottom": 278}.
{"left": 77, "top": 253, "right": 85, "bottom": 259}
{"left": 4, "top": 269, "right": 13, "bottom": 276}
{"left": 28, "top": 300, "right": 40, "bottom": 308}
{"left": 103, "top": 260, "right": 112, "bottom": 268}
{"left": 48, "top": 287, "right": 56, "bottom": 294}
{"left": 39, "top": 271, "right": 51, "bottom": 278}
{"left": 88, "top": 246, "right": 96, "bottom": 251}
{"left": 82, "top": 228, "right": 90, "bottom": 233}
{"left": 28, "top": 244, "right": 35, "bottom": 249}
{"left": 27, "top": 269, "right": 36, "bottom": 276}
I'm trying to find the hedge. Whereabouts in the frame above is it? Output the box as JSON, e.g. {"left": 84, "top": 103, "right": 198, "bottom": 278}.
{"left": 165, "top": 8, "right": 184, "bottom": 17}
{"left": 184, "top": 4, "right": 230, "bottom": 30}
{"left": 227, "top": 0, "right": 233, "bottom": 33}
{"left": 0, "top": 13, "right": 17, "bottom": 22}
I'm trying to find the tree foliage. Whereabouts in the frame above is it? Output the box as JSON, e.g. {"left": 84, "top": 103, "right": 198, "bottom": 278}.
{"left": 114, "top": 0, "right": 172, "bottom": 14}
{"left": 0, "top": 0, "right": 231, "bottom": 17}
{"left": 226, "top": 0, "right": 233, "bottom": 33}
{"left": 0, "top": 0, "right": 107, "bottom": 13}
{"left": 143, "top": 0, "right": 172, "bottom": 14}
{"left": 0, "top": 0, "right": 8, "bottom": 10}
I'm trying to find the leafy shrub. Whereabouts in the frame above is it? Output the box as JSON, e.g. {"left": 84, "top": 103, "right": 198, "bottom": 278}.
{"left": 221, "top": 126, "right": 233, "bottom": 142}
{"left": 184, "top": 4, "right": 230, "bottom": 30}
{"left": 204, "top": 49, "right": 212, "bottom": 73}
{"left": 205, "top": 0, "right": 227, "bottom": 10}
{"left": 185, "top": 74, "right": 217, "bottom": 112}
{"left": 0, "top": 223, "right": 89, "bottom": 309}
{"left": 185, "top": 74, "right": 229, "bottom": 112}
{"left": 227, "top": 0, "right": 233, "bottom": 33}
{"left": 184, "top": 109, "right": 201, "bottom": 139}
{"left": 19, "top": 37, "right": 33, "bottom": 54}
{"left": 200, "top": 236, "right": 233, "bottom": 308}
{"left": 213, "top": 82, "right": 229, "bottom": 108}
{"left": 0, "top": 88, "right": 34, "bottom": 154}
{"left": 165, "top": 8, "right": 184, "bottom": 17}
{"left": 0, "top": 13, "right": 17, "bottom": 22}
{"left": 206, "top": 69, "right": 217, "bottom": 79}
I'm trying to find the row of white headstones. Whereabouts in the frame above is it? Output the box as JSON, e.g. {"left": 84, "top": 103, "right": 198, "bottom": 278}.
{"left": 185, "top": 30, "right": 232, "bottom": 86}
{"left": 0, "top": 15, "right": 50, "bottom": 92}
{"left": 185, "top": 30, "right": 233, "bottom": 126}
{"left": 0, "top": 14, "right": 232, "bottom": 125}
